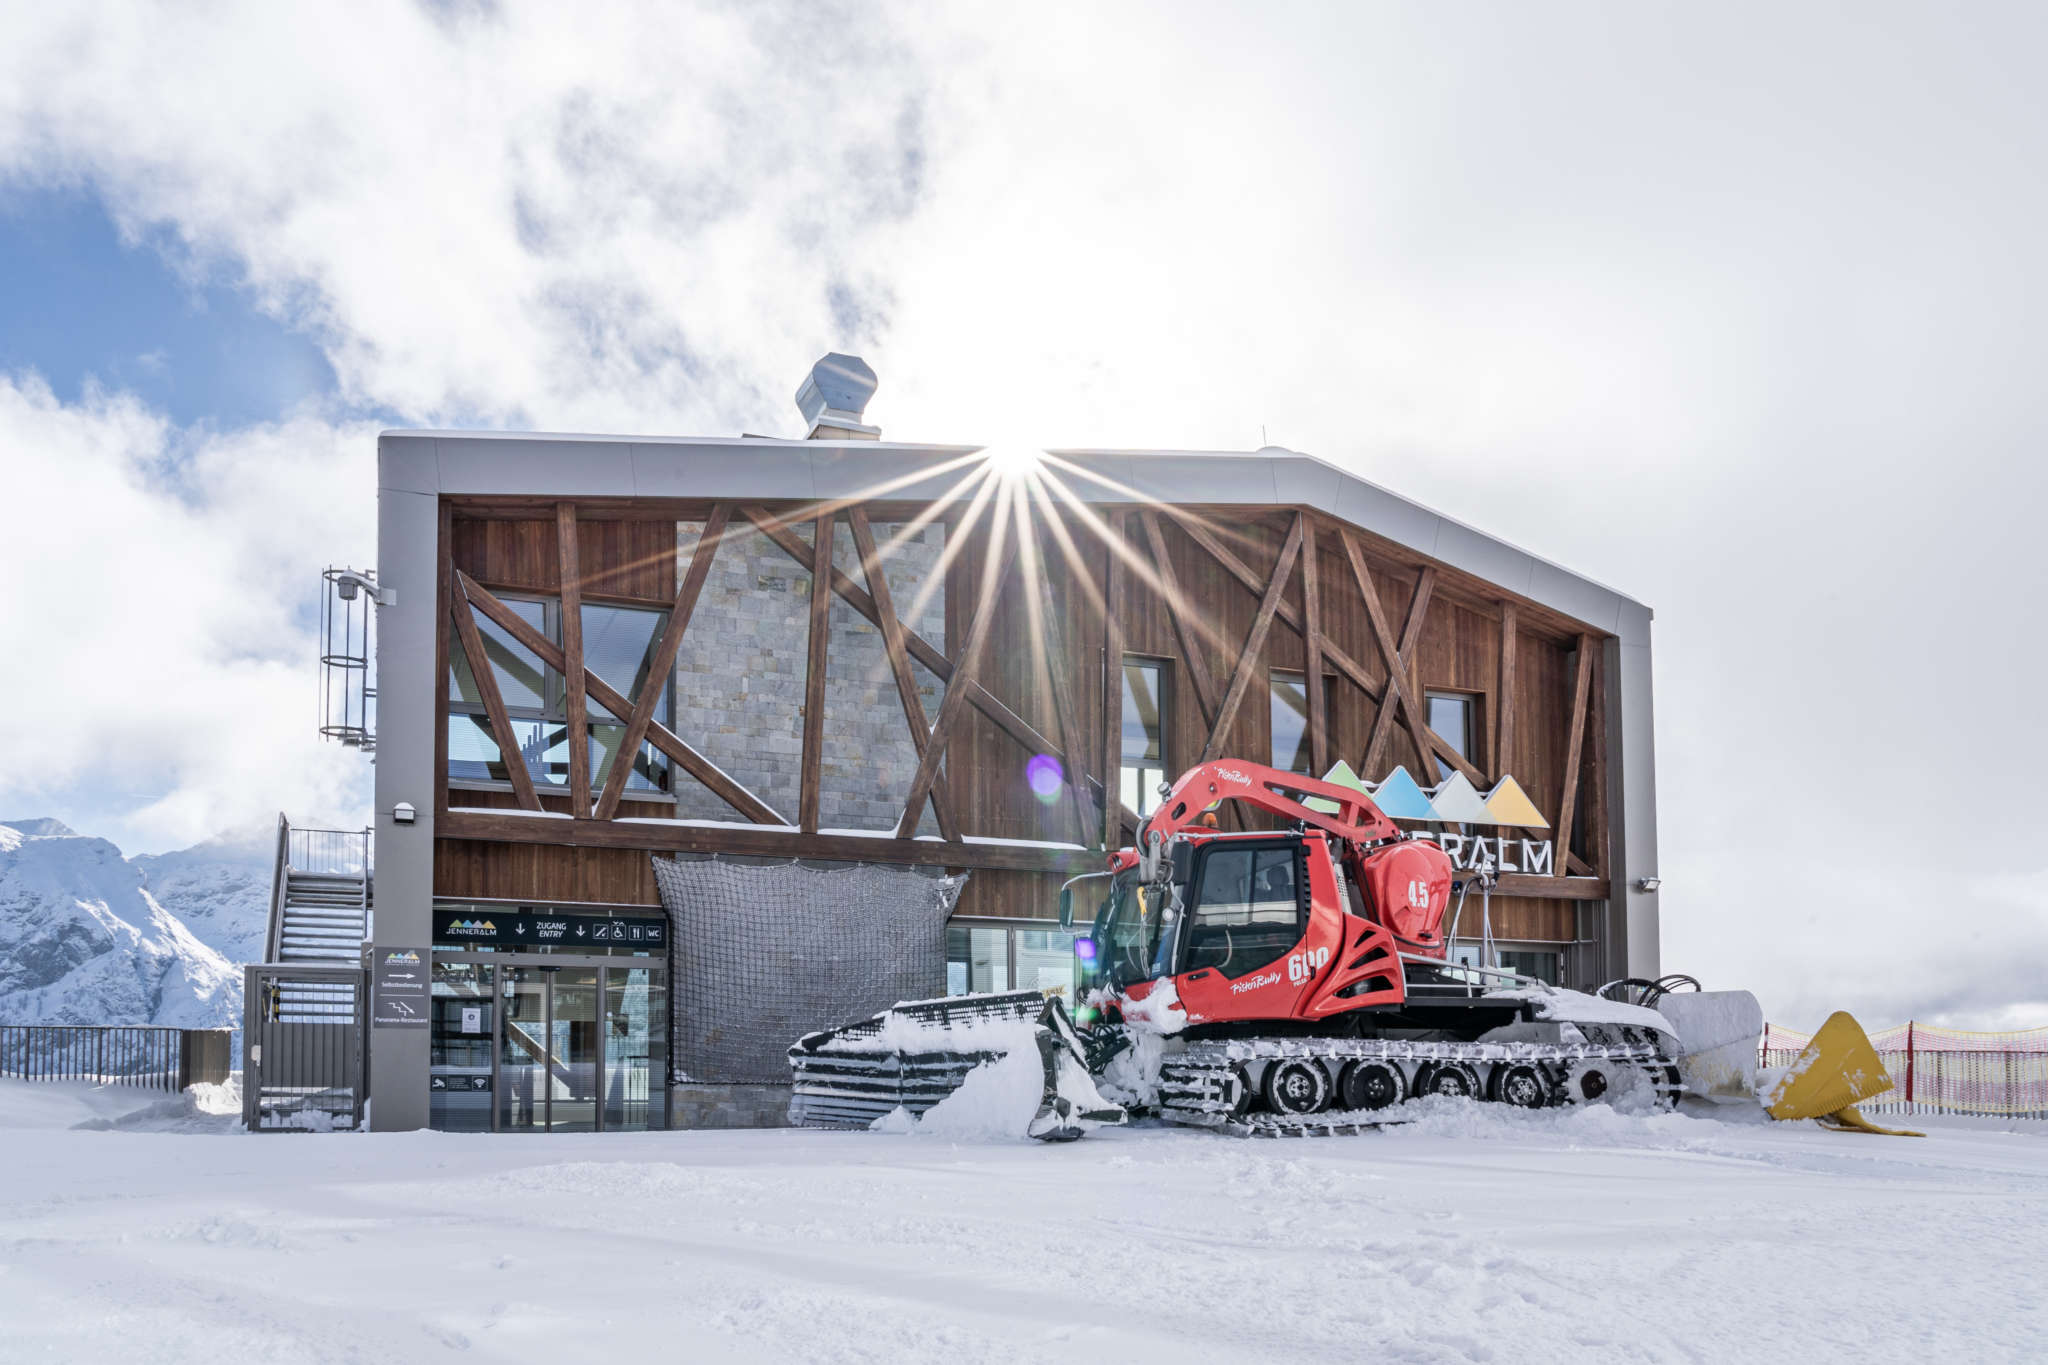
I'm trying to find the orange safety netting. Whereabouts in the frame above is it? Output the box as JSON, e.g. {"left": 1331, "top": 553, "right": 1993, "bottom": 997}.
{"left": 1761, "top": 1022, "right": 2048, "bottom": 1117}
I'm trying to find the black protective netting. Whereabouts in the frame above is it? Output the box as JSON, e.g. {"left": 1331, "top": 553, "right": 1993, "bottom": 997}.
{"left": 651, "top": 856, "right": 965, "bottom": 1083}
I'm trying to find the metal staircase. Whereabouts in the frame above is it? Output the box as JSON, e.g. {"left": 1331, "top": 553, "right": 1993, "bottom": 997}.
{"left": 259, "top": 817, "right": 373, "bottom": 1024}
{"left": 275, "top": 869, "right": 373, "bottom": 964}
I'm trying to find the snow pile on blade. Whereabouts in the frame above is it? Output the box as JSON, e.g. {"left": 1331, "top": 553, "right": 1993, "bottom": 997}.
{"left": 787, "top": 990, "right": 1125, "bottom": 1140}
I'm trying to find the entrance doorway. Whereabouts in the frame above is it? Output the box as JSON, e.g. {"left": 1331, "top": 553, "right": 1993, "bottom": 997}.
{"left": 432, "top": 955, "right": 667, "bottom": 1132}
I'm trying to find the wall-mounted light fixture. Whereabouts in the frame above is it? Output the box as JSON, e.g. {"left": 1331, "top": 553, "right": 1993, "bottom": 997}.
{"left": 1634, "top": 876, "right": 1661, "bottom": 892}
{"left": 392, "top": 801, "right": 417, "bottom": 825}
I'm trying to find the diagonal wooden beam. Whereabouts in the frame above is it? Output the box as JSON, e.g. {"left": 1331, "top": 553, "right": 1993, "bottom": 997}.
{"left": 459, "top": 570, "right": 791, "bottom": 826}
{"left": 1300, "top": 518, "right": 1328, "bottom": 777}
{"left": 592, "top": 504, "right": 732, "bottom": 821}
{"left": 1200, "top": 514, "right": 1304, "bottom": 764}
{"left": 1165, "top": 509, "right": 1487, "bottom": 784}
{"left": 1344, "top": 530, "right": 1439, "bottom": 781}
{"left": 740, "top": 504, "right": 1108, "bottom": 808}
{"left": 555, "top": 503, "right": 591, "bottom": 817}
{"left": 1137, "top": 510, "right": 1223, "bottom": 728}
{"left": 894, "top": 540, "right": 1019, "bottom": 838}
{"left": 1161, "top": 507, "right": 1378, "bottom": 704}
{"left": 846, "top": 507, "right": 958, "bottom": 841}
{"left": 798, "top": 514, "right": 836, "bottom": 833}
{"left": 1553, "top": 632, "right": 1596, "bottom": 878}
{"left": 449, "top": 587, "right": 541, "bottom": 811}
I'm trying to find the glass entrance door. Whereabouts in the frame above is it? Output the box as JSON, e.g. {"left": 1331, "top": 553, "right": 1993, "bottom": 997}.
{"left": 499, "top": 966, "right": 550, "bottom": 1132}
{"left": 548, "top": 969, "right": 599, "bottom": 1133}
{"left": 604, "top": 966, "right": 668, "bottom": 1131}
{"left": 489, "top": 961, "right": 665, "bottom": 1132}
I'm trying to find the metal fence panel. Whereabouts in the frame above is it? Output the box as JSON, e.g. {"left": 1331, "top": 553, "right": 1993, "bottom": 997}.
{"left": 243, "top": 965, "right": 368, "bottom": 1131}
{"left": 1763, "top": 1021, "right": 2048, "bottom": 1119}
{"left": 0, "top": 1025, "right": 230, "bottom": 1091}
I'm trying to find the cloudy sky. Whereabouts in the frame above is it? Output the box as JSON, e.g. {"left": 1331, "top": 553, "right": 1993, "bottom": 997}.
{"left": 1, "top": 2, "right": 2042, "bottom": 1029}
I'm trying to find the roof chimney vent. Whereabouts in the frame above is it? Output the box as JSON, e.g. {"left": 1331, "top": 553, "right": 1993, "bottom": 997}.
{"left": 796, "top": 353, "right": 880, "bottom": 440}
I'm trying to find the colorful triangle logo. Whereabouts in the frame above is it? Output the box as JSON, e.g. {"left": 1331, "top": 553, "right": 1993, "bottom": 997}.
{"left": 1368, "top": 766, "right": 1438, "bottom": 821}
{"left": 1308, "top": 759, "right": 1373, "bottom": 814}
{"left": 1482, "top": 776, "right": 1549, "bottom": 829}
{"left": 1427, "top": 771, "right": 1493, "bottom": 823}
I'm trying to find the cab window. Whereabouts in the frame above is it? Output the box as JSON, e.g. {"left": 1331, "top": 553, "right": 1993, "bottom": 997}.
{"left": 1182, "top": 843, "right": 1303, "bottom": 980}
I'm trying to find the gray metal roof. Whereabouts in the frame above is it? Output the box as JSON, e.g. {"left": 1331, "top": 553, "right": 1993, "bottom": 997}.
{"left": 379, "top": 430, "right": 1650, "bottom": 643}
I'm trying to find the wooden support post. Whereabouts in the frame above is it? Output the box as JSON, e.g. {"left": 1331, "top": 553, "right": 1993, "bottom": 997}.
{"left": 449, "top": 585, "right": 541, "bottom": 811}
{"left": 555, "top": 503, "right": 591, "bottom": 817}
{"left": 846, "top": 507, "right": 958, "bottom": 840}
{"left": 1032, "top": 510, "right": 1094, "bottom": 848}
{"left": 593, "top": 504, "right": 732, "bottom": 822}
{"left": 1553, "top": 632, "right": 1596, "bottom": 878}
{"left": 1138, "top": 509, "right": 1223, "bottom": 728}
{"left": 1200, "top": 514, "right": 1304, "bottom": 764}
{"left": 1496, "top": 602, "right": 1518, "bottom": 779}
{"left": 1300, "top": 518, "right": 1328, "bottom": 777}
{"left": 799, "top": 514, "right": 836, "bottom": 833}
{"left": 1101, "top": 511, "right": 1130, "bottom": 850}
{"left": 894, "top": 540, "right": 1019, "bottom": 839}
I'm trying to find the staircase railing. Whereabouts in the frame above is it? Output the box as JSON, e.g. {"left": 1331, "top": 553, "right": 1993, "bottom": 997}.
{"left": 265, "top": 813, "right": 290, "bottom": 964}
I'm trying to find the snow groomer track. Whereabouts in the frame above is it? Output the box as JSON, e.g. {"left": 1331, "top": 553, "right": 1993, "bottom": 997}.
{"left": 1158, "top": 1033, "right": 1683, "bottom": 1137}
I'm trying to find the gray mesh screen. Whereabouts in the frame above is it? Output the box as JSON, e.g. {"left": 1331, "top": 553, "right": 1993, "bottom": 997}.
{"left": 651, "top": 856, "right": 965, "bottom": 1083}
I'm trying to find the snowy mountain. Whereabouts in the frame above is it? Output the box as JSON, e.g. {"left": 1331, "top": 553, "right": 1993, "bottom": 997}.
{"left": 130, "top": 826, "right": 275, "bottom": 966}
{"left": 0, "top": 819, "right": 248, "bottom": 1030}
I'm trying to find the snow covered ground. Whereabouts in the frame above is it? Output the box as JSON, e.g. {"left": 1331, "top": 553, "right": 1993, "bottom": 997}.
{"left": 1, "top": 1080, "right": 2043, "bottom": 1363}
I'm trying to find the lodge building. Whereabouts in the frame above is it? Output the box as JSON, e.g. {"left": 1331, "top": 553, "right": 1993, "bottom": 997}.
{"left": 339, "top": 356, "right": 1659, "bottom": 1133}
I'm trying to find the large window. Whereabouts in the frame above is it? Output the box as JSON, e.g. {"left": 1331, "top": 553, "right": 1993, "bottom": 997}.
{"left": 946, "top": 922, "right": 1085, "bottom": 1001}
{"left": 1426, "top": 691, "right": 1478, "bottom": 767}
{"left": 1120, "top": 657, "right": 1170, "bottom": 816}
{"left": 1268, "top": 669, "right": 1331, "bottom": 774}
{"left": 449, "top": 597, "right": 673, "bottom": 797}
{"left": 1182, "top": 842, "right": 1303, "bottom": 980}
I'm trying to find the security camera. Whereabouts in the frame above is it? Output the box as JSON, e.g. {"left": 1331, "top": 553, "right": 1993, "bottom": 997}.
{"left": 1635, "top": 876, "right": 1661, "bottom": 892}
{"left": 393, "top": 801, "right": 417, "bottom": 825}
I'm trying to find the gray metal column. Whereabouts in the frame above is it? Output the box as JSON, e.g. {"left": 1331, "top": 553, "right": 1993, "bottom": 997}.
{"left": 369, "top": 436, "right": 442, "bottom": 1131}
{"left": 1608, "top": 603, "right": 1661, "bottom": 980}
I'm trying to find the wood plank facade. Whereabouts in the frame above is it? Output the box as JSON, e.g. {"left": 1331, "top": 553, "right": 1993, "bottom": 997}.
{"left": 432, "top": 489, "right": 1614, "bottom": 949}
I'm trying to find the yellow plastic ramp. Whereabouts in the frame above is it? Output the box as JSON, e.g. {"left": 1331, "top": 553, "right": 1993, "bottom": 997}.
{"left": 1761, "top": 1011, "right": 1922, "bottom": 1137}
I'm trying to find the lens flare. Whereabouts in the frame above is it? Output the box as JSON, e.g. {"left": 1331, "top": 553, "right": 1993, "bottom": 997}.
{"left": 982, "top": 445, "right": 1044, "bottom": 480}
{"left": 1025, "top": 753, "right": 1064, "bottom": 802}
{"left": 1074, "top": 937, "right": 1099, "bottom": 963}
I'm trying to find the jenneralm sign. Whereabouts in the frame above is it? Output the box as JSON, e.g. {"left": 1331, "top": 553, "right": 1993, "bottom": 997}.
{"left": 1308, "top": 760, "right": 1556, "bottom": 874}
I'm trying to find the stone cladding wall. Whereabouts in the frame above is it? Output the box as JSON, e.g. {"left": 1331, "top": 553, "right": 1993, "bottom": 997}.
{"left": 672, "top": 519, "right": 945, "bottom": 832}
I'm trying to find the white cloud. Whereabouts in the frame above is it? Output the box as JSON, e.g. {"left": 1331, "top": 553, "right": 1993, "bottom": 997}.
{"left": 0, "top": 376, "right": 374, "bottom": 849}
{"left": 0, "top": 1, "right": 939, "bottom": 434}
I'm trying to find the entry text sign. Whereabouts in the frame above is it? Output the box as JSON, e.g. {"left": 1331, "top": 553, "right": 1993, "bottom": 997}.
{"left": 372, "top": 946, "right": 430, "bottom": 1028}
{"left": 434, "top": 909, "right": 667, "bottom": 950}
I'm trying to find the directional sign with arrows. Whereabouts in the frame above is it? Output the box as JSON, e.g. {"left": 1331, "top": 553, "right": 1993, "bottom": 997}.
{"left": 432, "top": 908, "right": 666, "bottom": 950}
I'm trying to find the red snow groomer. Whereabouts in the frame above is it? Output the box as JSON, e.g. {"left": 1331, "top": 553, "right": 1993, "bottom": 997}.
{"left": 790, "top": 759, "right": 1684, "bottom": 1138}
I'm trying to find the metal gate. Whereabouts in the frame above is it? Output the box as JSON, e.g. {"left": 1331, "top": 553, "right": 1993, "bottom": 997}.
{"left": 243, "top": 964, "right": 368, "bottom": 1131}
